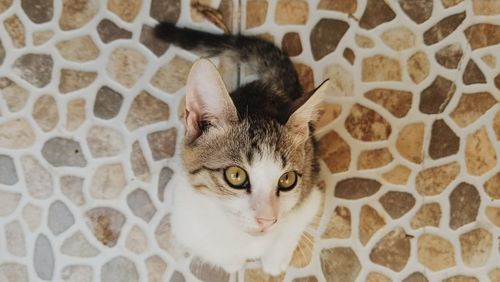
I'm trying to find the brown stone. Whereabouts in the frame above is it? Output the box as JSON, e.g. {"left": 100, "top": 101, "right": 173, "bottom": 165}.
{"left": 364, "top": 89, "right": 412, "bottom": 118}
{"left": 362, "top": 55, "right": 402, "bottom": 81}
{"left": 459, "top": 228, "right": 492, "bottom": 268}
{"left": 355, "top": 34, "right": 374, "bottom": 48}
{"left": 150, "top": 0, "right": 180, "bottom": 22}
{"left": 449, "top": 183, "right": 480, "bottom": 229}
{"left": 418, "top": 234, "right": 455, "bottom": 271}
{"left": 396, "top": 123, "right": 424, "bottom": 164}
{"left": 366, "top": 272, "right": 391, "bottom": 282}
{"left": 0, "top": 0, "right": 13, "bottom": 14}
{"left": 322, "top": 206, "right": 350, "bottom": 239}
{"left": 407, "top": 51, "right": 430, "bottom": 84}
{"left": 323, "top": 64, "right": 353, "bottom": 96}
{"left": 86, "top": 207, "right": 125, "bottom": 247}
{"left": 345, "top": 104, "right": 392, "bottom": 141}
{"left": 435, "top": 43, "right": 463, "bottom": 69}
{"left": 290, "top": 232, "right": 314, "bottom": 268}
{"left": 151, "top": 56, "right": 193, "bottom": 93}
{"left": 318, "top": 0, "right": 356, "bottom": 13}
{"left": 465, "top": 127, "right": 497, "bottom": 176}
{"left": 442, "top": 0, "right": 463, "bottom": 8}
{"left": 318, "top": 131, "right": 350, "bottom": 173}
{"left": 97, "top": 19, "right": 132, "bottom": 43}
{"left": 0, "top": 39, "right": 5, "bottom": 66}
{"left": 359, "top": 0, "right": 395, "bottom": 29}
{"left": 281, "top": 32, "right": 302, "bottom": 56}
{"left": 399, "top": 0, "right": 433, "bottom": 24}
{"left": 22, "top": 0, "right": 53, "bottom": 23}
{"left": 380, "top": 191, "right": 416, "bottom": 219}
{"left": 4, "top": 15, "right": 25, "bottom": 48}
{"left": 32, "top": 95, "right": 58, "bottom": 132}
{"left": 93, "top": 86, "right": 123, "bottom": 120}
{"left": 107, "top": 47, "right": 147, "bottom": 88}
{"left": 335, "top": 178, "right": 381, "bottom": 200}
{"left": 12, "top": 54, "right": 53, "bottom": 88}
{"left": 292, "top": 63, "right": 313, "bottom": 92}
{"left": 419, "top": 76, "right": 456, "bottom": 114}
{"left": 59, "top": 0, "right": 98, "bottom": 30}
{"left": 464, "top": 60, "right": 486, "bottom": 85}
{"left": 359, "top": 205, "right": 385, "bottom": 245}
{"left": 66, "top": 99, "right": 85, "bottom": 131}
{"left": 140, "top": 25, "right": 170, "bottom": 57}
{"left": 148, "top": 128, "right": 177, "bottom": 160}
{"left": 108, "top": 0, "right": 142, "bottom": 22}
{"left": 369, "top": 228, "right": 411, "bottom": 272}
{"left": 496, "top": 74, "right": 500, "bottom": 91}
{"left": 382, "top": 165, "right": 411, "bottom": 185}
{"left": 0, "top": 77, "right": 29, "bottom": 112}
{"left": 125, "top": 91, "right": 170, "bottom": 131}
{"left": 490, "top": 269, "right": 500, "bottom": 282}
{"left": 275, "top": 0, "right": 308, "bottom": 25}
{"left": 415, "top": 162, "right": 460, "bottom": 196}
{"left": 316, "top": 103, "right": 341, "bottom": 129}
{"left": 381, "top": 27, "right": 415, "bottom": 50}
{"left": 429, "top": 119, "right": 460, "bottom": 159}
{"left": 56, "top": 35, "right": 100, "bottom": 62}
{"left": 494, "top": 111, "right": 500, "bottom": 140}
{"left": 424, "top": 12, "right": 466, "bottom": 45}
{"left": 59, "top": 69, "right": 97, "bottom": 93}
{"left": 443, "top": 276, "right": 479, "bottom": 282}
{"left": 485, "top": 207, "right": 500, "bottom": 227}
{"left": 343, "top": 48, "right": 355, "bottom": 65}
{"left": 464, "top": 24, "right": 500, "bottom": 50}
{"left": 485, "top": 172, "right": 500, "bottom": 199}
{"left": 320, "top": 247, "right": 360, "bottom": 282}
{"left": 246, "top": 0, "right": 268, "bottom": 28}
{"left": 411, "top": 203, "right": 441, "bottom": 229}
{"left": 190, "top": 257, "right": 230, "bottom": 282}
{"left": 131, "top": 141, "right": 150, "bottom": 182}
{"left": 358, "top": 148, "right": 393, "bottom": 170}
{"left": 310, "top": 19, "right": 349, "bottom": 60}
{"left": 450, "top": 92, "right": 497, "bottom": 127}
{"left": 403, "top": 272, "right": 429, "bottom": 282}
{"left": 245, "top": 268, "right": 284, "bottom": 282}
{"left": 293, "top": 276, "right": 318, "bottom": 282}
{"left": 473, "top": 0, "right": 500, "bottom": 15}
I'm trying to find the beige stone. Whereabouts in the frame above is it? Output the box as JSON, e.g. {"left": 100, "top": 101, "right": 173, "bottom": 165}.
{"left": 466, "top": 127, "right": 497, "bottom": 176}
{"left": 358, "top": 148, "right": 393, "bottom": 170}
{"left": 359, "top": 205, "right": 385, "bottom": 245}
{"left": 131, "top": 141, "right": 150, "bottom": 182}
{"left": 0, "top": 191, "right": 21, "bottom": 217}
{"left": 148, "top": 128, "right": 178, "bottom": 160}
{"left": 408, "top": 51, "right": 430, "bottom": 84}
{"left": 366, "top": 272, "right": 391, "bottom": 282}
{"left": 107, "top": 47, "right": 147, "bottom": 88}
{"left": 125, "top": 225, "right": 148, "bottom": 254}
{"left": 4, "top": 15, "right": 25, "bottom": 48}
{"left": 90, "top": 163, "right": 127, "bottom": 199}
{"left": 66, "top": 99, "right": 85, "bottom": 131}
{"left": 145, "top": 255, "right": 167, "bottom": 282}
{"left": 56, "top": 35, "right": 99, "bottom": 62}
{"left": 151, "top": 56, "right": 193, "bottom": 93}
{"left": 316, "top": 102, "right": 342, "bottom": 129}
{"left": 155, "top": 215, "right": 175, "bottom": 254}
{"left": 275, "top": 0, "right": 308, "bottom": 25}
{"left": 417, "top": 234, "right": 455, "bottom": 271}
{"left": 473, "top": 0, "right": 500, "bottom": 15}
{"left": 481, "top": 54, "right": 497, "bottom": 68}
{"left": 450, "top": 92, "right": 498, "bottom": 128}
{"left": 396, "top": 123, "right": 424, "bottom": 164}
{"left": 22, "top": 203, "right": 42, "bottom": 232}
{"left": 190, "top": 0, "right": 212, "bottom": 22}
{"left": 416, "top": 162, "right": 460, "bottom": 196}
{"left": 290, "top": 232, "right": 314, "bottom": 268}
{"left": 485, "top": 206, "right": 500, "bottom": 227}
{"left": 108, "top": 0, "right": 142, "bottom": 22}
{"left": 246, "top": 0, "right": 268, "bottom": 28}
{"left": 245, "top": 268, "right": 285, "bottom": 281}
{"left": 0, "top": 77, "right": 29, "bottom": 112}
{"left": 381, "top": 27, "right": 415, "bottom": 51}
{"left": 323, "top": 64, "right": 353, "bottom": 97}
{"left": 494, "top": 111, "right": 500, "bottom": 140}
{"left": 32, "top": 95, "right": 58, "bottom": 132}
{"left": 87, "top": 126, "right": 124, "bottom": 158}
{"left": 355, "top": 34, "right": 374, "bottom": 48}
{"left": 411, "top": 203, "right": 441, "bottom": 229}
{"left": 0, "top": 118, "right": 35, "bottom": 149}
{"left": 322, "top": 206, "right": 351, "bottom": 239}
{"left": 459, "top": 228, "right": 492, "bottom": 267}
{"left": 382, "top": 165, "right": 411, "bottom": 185}
{"left": 32, "top": 30, "right": 54, "bottom": 46}
{"left": 320, "top": 247, "right": 361, "bottom": 282}
{"left": 443, "top": 276, "right": 479, "bottom": 282}
{"left": 362, "top": 55, "right": 402, "bottom": 82}
{"left": 21, "top": 155, "right": 53, "bottom": 199}
{"left": 59, "top": 0, "right": 98, "bottom": 30}
{"left": 485, "top": 172, "right": 500, "bottom": 199}
{"left": 59, "top": 69, "right": 97, "bottom": 94}
{"left": 125, "top": 91, "right": 170, "bottom": 130}
{"left": 489, "top": 268, "right": 500, "bottom": 282}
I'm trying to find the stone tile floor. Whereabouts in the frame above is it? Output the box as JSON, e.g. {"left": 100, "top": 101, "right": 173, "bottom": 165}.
{"left": 1, "top": 0, "right": 500, "bottom": 281}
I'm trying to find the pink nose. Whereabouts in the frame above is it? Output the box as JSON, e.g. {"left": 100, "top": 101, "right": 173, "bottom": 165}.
{"left": 256, "top": 217, "right": 277, "bottom": 230}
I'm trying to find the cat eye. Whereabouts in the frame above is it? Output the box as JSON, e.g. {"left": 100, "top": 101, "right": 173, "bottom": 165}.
{"left": 278, "top": 171, "right": 298, "bottom": 191}
{"left": 224, "top": 166, "right": 249, "bottom": 189}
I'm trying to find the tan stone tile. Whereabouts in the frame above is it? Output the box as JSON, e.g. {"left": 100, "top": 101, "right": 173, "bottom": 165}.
{"left": 465, "top": 127, "right": 497, "bottom": 176}
{"left": 459, "top": 228, "right": 492, "bottom": 268}
{"left": 318, "top": 130, "right": 351, "bottom": 173}
{"left": 417, "top": 234, "right": 455, "bottom": 271}
{"left": 358, "top": 148, "right": 393, "bottom": 170}
{"left": 408, "top": 51, "right": 430, "bottom": 84}
{"left": 396, "top": 123, "right": 424, "bottom": 164}
{"left": 275, "top": 0, "right": 308, "bottom": 25}
{"left": 370, "top": 228, "right": 411, "bottom": 272}
{"left": 322, "top": 206, "right": 351, "bottom": 239}
{"left": 246, "top": 0, "right": 268, "bottom": 28}
{"left": 411, "top": 203, "right": 441, "bottom": 229}
{"left": 359, "top": 205, "right": 385, "bottom": 245}
{"left": 362, "top": 55, "right": 402, "bottom": 82}
{"left": 382, "top": 165, "right": 411, "bottom": 185}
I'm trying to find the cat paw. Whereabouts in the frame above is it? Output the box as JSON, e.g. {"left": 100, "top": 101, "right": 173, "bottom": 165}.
{"left": 261, "top": 256, "right": 290, "bottom": 276}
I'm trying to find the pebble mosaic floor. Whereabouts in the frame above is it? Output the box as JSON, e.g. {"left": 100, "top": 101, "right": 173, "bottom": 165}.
{"left": 1, "top": 0, "right": 500, "bottom": 281}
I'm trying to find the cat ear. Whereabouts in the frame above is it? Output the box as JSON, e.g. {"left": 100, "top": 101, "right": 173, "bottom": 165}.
{"left": 286, "top": 80, "right": 329, "bottom": 143}
{"left": 185, "top": 59, "right": 238, "bottom": 142}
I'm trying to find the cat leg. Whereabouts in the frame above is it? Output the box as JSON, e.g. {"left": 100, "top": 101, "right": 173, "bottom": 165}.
{"left": 260, "top": 229, "right": 303, "bottom": 275}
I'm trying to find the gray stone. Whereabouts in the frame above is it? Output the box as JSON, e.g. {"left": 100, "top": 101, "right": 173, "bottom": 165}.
{"left": 41, "top": 137, "right": 87, "bottom": 167}
{"left": 48, "top": 200, "right": 75, "bottom": 235}
{"left": 170, "top": 271, "right": 186, "bottom": 282}
{"left": 0, "top": 39, "right": 5, "bottom": 66}
{"left": 61, "top": 265, "right": 93, "bottom": 282}
{"left": 0, "top": 154, "right": 18, "bottom": 185}
{"left": 21, "top": 0, "right": 53, "bottom": 23}
{"left": 158, "top": 166, "right": 174, "bottom": 202}
{"left": 60, "top": 175, "right": 85, "bottom": 206}
{"left": 0, "top": 263, "right": 29, "bottom": 282}
{"left": 93, "top": 86, "right": 123, "bottom": 119}
{"left": 97, "top": 19, "right": 132, "bottom": 43}
{"left": 127, "top": 189, "right": 157, "bottom": 222}
{"left": 140, "top": 24, "right": 169, "bottom": 56}
{"left": 12, "top": 53, "right": 53, "bottom": 87}
{"left": 101, "top": 256, "right": 139, "bottom": 282}
{"left": 34, "top": 234, "right": 54, "bottom": 280}
{"left": 190, "top": 257, "right": 230, "bottom": 282}
{"left": 61, "top": 231, "right": 100, "bottom": 257}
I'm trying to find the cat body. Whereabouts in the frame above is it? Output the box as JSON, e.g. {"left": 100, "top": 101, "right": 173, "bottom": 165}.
{"left": 154, "top": 22, "right": 327, "bottom": 275}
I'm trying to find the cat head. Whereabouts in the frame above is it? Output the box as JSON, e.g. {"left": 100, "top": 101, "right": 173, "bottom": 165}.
{"left": 181, "top": 59, "right": 327, "bottom": 234}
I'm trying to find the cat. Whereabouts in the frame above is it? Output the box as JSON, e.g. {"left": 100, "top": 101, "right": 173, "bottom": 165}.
{"left": 154, "top": 21, "right": 328, "bottom": 275}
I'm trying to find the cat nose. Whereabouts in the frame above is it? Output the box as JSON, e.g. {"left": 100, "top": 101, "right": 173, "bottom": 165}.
{"left": 255, "top": 217, "right": 277, "bottom": 230}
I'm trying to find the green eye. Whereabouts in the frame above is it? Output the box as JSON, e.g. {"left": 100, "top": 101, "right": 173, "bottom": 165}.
{"left": 224, "top": 166, "right": 249, "bottom": 189}
{"left": 278, "top": 171, "right": 298, "bottom": 191}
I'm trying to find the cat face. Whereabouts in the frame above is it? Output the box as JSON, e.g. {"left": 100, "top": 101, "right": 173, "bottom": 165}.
{"left": 181, "top": 59, "right": 326, "bottom": 234}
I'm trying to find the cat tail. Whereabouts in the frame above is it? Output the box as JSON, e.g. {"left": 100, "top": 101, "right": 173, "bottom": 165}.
{"left": 153, "top": 22, "right": 303, "bottom": 98}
